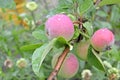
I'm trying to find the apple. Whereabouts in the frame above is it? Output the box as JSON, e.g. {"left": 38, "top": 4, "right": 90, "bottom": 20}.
{"left": 91, "top": 28, "right": 114, "bottom": 51}
{"left": 45, "top": 14, "right": 74, "bottom": 41}
{"left": 52, "top": 53, "right": 79, "bottom": 78}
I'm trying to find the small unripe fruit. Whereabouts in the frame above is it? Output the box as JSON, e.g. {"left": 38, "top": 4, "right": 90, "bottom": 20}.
{"left": 16, "top": 58, "right": 27, "bottom": 68}
{"left": 45, "top": 14, "right": 74, "bottom": 41}
{"left": 26, "top": 1, "right": 38, "bottom": 11}
{"left": 52, "top": 53, "right": 79, "bottom": 78}
{"left": 91, "top": 28, "right": 114, "bottom": 51}
{"left": 75, "top": 40, "right": 90, "bottom": 60}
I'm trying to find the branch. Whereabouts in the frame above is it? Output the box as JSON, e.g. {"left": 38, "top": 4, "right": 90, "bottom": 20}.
{"left": 47, "top": 46, "right": 70, "bottom": 80}
{"left": 73, "top": 21, "right": 82, "bottom": 25}
{"left": 94, "top": 0, "right": 101, "bottom": 6}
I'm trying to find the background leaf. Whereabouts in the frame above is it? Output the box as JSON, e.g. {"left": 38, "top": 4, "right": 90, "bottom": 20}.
{"left": 20, "top": 43, "right": 43, "bottom": 51}
{"left": 87, "top": 45, "right": 105, "bottom": 71}
{"left": 79, "top": 0, "right": 93, "bottom": 15}
{"left": 99, "top": 0, "right": 120, "bottom": 6}
{"left": 110, "top": 5, "right": 120, "bottom": 27}
{"left": 94, "top": 20, "right": 112, "bottom": 29}
{"left": 83, "top": 22, "right": 93, "bottom": 36}
{"left": 0, "top": 0, "right": 16, "bottom": 9}
{"left": 32, "top": 30, "right": 47, "bottom": 41}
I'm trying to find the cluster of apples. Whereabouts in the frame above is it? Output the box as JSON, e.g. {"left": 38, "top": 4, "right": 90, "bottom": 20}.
{"left": 45, "top": 14, "right": 114, "bottom": 78}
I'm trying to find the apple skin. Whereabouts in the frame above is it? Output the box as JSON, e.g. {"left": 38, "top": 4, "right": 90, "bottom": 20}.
{"left": 45, "top": 14, "right": 74, "bottom": 41}
{"left": 90, "top": 28, "right": 114, "bottom": 52}
{"left": 75, "top": 40, "right": 90, "bottom": 60}
{"left": 52, "top": 53, "right": 79, "bottom": 78}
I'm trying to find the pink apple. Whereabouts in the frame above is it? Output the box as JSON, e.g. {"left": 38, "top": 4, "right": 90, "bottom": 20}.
{"left": 91, "top": 28, "right": 114, "bottom": 51}
{"left": 52, "top": 53, "right": 79, "bottom": 78}
{"left": 45, "top": 14, "right": 74, "bottom": 41}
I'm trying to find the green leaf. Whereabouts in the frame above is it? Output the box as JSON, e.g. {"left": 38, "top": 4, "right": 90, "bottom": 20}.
{"left": 32, "top": 30, "right": 47, "bottom": 41}
{"left": 99, "top": 0, "right": 120, "bottom": 6}
{"left": 110, "top": 5, "right": 120, "bottom": 26}
{"left": 73, "top": 26, "right": 80, "bottom": 39}
{"left": 0, "top": 20, "right": 5, "bottom": 29}
{"left": 106, "top": 45, "right": 120, "bottom": 61}
{"left": 79, "top": 0, "right": 93, "bottom": 15}
{"left": 0, "top": 0, "right": 16, "bottom": 9}
{"left": 54, "top": 37, "right": 68, "bottom": 48}
{"left": 20, "top": 43, "right": 43, "bottom": 51}
{"left": 37, "top": 67, "right": 46, "bottom": 79}
{"left": 96, "top": 10, "right": 108, "bottom": 17}
{"left": 94, "top": 20, "right": 112, "bottom": 29}
{"left": 83, "top": 22, "right": 93, "bottom": 36}
{"left": 32, "top": 39, "right": 56, "bottom": 76}
{"left": 87, "top": 45, "right": 105, "bottom": 71}
{"left": 67, "top": 14, "right": 76, "bottom": 21}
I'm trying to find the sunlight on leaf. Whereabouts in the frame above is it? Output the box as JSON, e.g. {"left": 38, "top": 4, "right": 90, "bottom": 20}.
{"left": 32, "top": 39, "right": 56, "bottom": 76}
{"left": 99, "top": 0, "right": 120, "bottom": 6}
{"left": 20, "top": 43, "right": 43, "bottom": 51}
{"left": 54, "top": 37, "right": 68, "bottom": 48}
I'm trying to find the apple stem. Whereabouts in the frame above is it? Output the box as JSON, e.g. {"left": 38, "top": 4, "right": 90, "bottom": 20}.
{"left": 47, "top": 46, "right": 70, "bottom": 80}
{"left": 73, "top": 21, "right": 82, "bottom": 25}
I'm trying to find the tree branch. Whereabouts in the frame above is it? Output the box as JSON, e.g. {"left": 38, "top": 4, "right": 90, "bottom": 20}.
{"left": 47, "top": 46, "right": 70, "bottom": 80}
{"left": 73, "top": 21, "right": 82, "bottom": 25}
{"left": 94, "top": 0, "right": 101, "bottom": 6}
